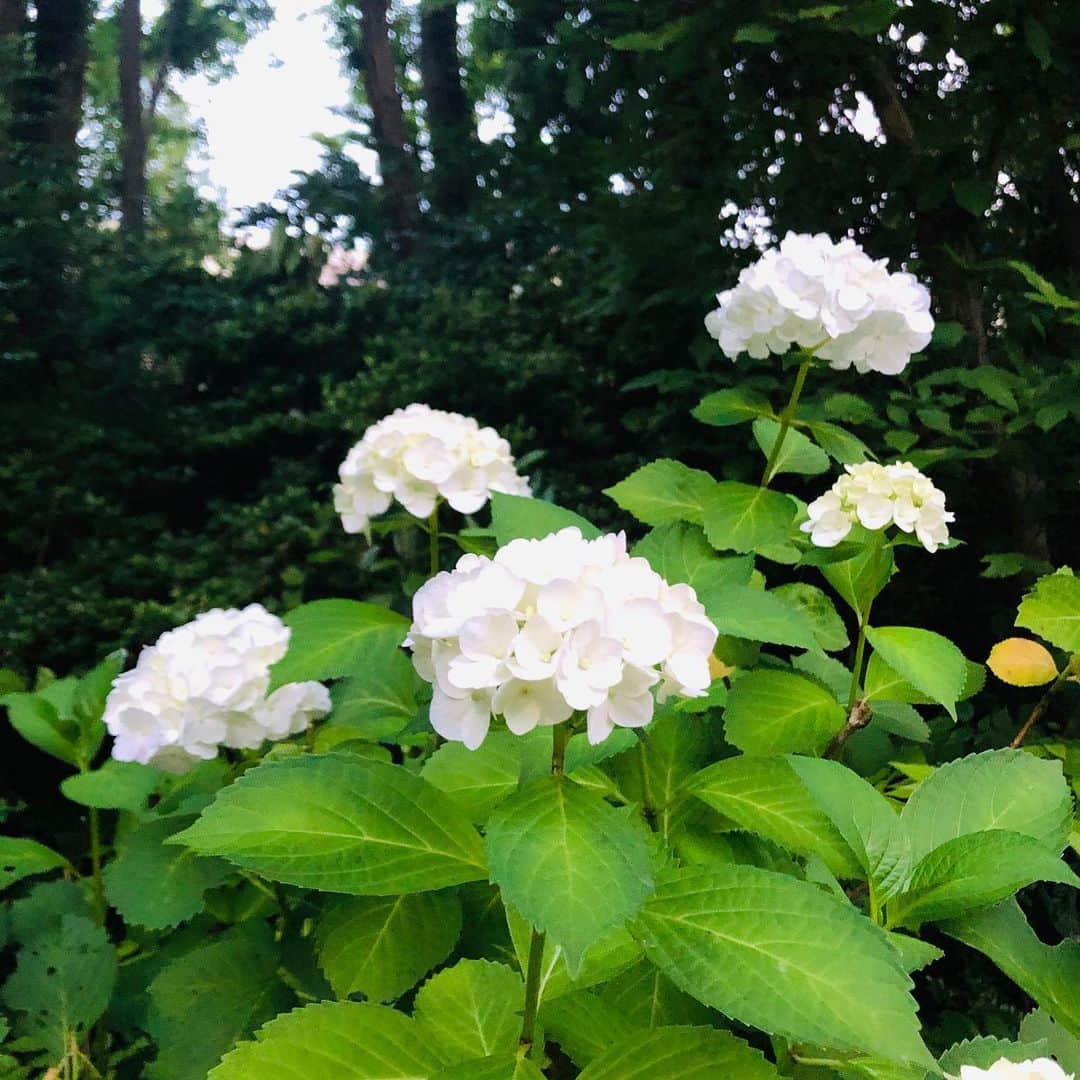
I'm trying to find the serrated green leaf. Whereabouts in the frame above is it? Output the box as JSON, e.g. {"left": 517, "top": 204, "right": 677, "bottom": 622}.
{"left": 490, "top": 492, "right": 600, "bottom": 545}
{"left": 326, "top": 640, "right": 419, "bottom": 741}
{"left": 540, "top": 990, "right": 637, "bottom": 1066}
{"left": 733, "top": 22, "right": 777, "bottom": 43}
{"left": 148, "top": 923, "right": 293, "bottom": 1080}
{"left": 864, "top": 626, "right": 967, "bottom": 720}
{"left": 703, "top": 482, "right": 796, "bottom": 554}
{"left": 604, "top": 459, "right": 719, "bottom": 527}
{"left": 772, "top": 583, "right": 850, "bottom": 652}
{"left": 753, "top": 419, "right": 830, "bottom": 477}
{"left": 723, "top": 670, "right": 844, "bottom": 757}
{"left": 104, "top": 815, "right": 233, "bottom": 929}
{"left": 864, "top": 653, "right": 932, "bottom": 705}
{"left": 820, "top": 545, "right": 894, "bottom": 623}
{"left": 1016, "top": 570, "right": 1080, "bottom": 652}
{"left": 1, "top": 914, "right": 117, "bottom": 1057}
{"left": 486, "top": 776, "right": 653, "bottom": 975}
{"left": 889, "top": 830, "right": 1079, "bottom": 929}
{"left": 692, "top": 388, "right": 774, "bottom": 427}
{"left": 60, "top": 760, "right": 159, "bottom": 811}
{"left": 631, "top": 867, "right": 931, "bottom": 1066}
{"left": 316, "top": 892, "right": 462, "bottom": 1002}
{"left": 433, "top": 1055, "right": 546, "bottom": 1080}
{"left": 901, "top": 749, "right": 1073, "bottom": 863}
{"left": 1, "top": 692, "right": 79, "bottom": 765}
{"left": 689, "top": 756, "right": 861, "bottom": 878}
{"left": 938, "top": 1035, "right": 1051, "bottom": 1074}
{"left": 598, "top": 959, "right": 714, "bottom": 1029}
{"left": 414, "top": 960, "right": 523, "bottom": 1063}
{"left": 704, "top": 585, "right": 820, "bottom": 651}
{"left": 806, "top": 421, "right": 873, "bottom": 464}
{"left": 0, "top": 837, "right": 69, "bottom": 892}
{"left": 171, "top": 754, "right": 487, "bottom": 894}
{"left": 268, "top": 600, "right": 408, "bottom": 690}
{"left": 633, "top": 523, "right": 753, "bottom": 600}
{"left": 208, "top": 1001, "right": 444, "bottom": 1079}
{"left": 578, "top": 1024, "right": 779, "bottom": 1078}
{"left": 1018, "top": 1010, "right": 1080, "bottom": 1074}
{"left": 421, "top": 733, "right": 525, "bottom": 824}
{"left": 71, "top": 650, "right": 126, "bottom": 763}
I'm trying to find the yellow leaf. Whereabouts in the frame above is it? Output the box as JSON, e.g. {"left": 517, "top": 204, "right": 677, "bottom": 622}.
{"left": 987, "top": 637, "right": 1058, "bottom": 687}
{"left": 709, "top": 653, "right": 737, "bottom": 681}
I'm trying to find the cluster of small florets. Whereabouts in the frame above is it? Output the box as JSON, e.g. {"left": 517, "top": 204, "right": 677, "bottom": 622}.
{"left": 705, "top": 231, "right": 934, "bottom": 375}
{"left": 103, "top": 605, "right": 330, "bottom": 773}
{"left": 950, "top": 1060, "right": 1073, "bottom": 1080}
{"left": 405, "top": 527, "right": 718, "bottom": 748}
{"left": 801, "top": 461, "right": 954, "bottom": 552}
{"left": 333, "top": 404, "right": 531, "bottom": 534}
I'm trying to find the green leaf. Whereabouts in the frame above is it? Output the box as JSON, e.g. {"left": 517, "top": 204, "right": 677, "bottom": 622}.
{"left": 268, "top": 600, "right": 408, "bottom": 690}
{"left": 60, "top": 760, "right": 159, "bottom": 811}
{"left": 722, "top": 670, "right": 844, "bottom": 757}
{"left": 942, "top": 900, "right": 1080, "bottom": 1037}
{"left": 71, "top": 649, "right": 126, "bottom": 762}
{"left": 1019, "top": 1010, "right": 1080, "bottom": 1075}
{"left": 953, "top": 178, "right": 995, "bottom": 217}
{"left": 325, "top": 640, "right": 419, "bottom": 741}
{"left": 772, "top": 584, "right": 849, "bottom": 652}
{"left": 578, "top": 1025, "right": 779, "bottom": 1078}
{"left": 864, "top": 626, "right": 967, "bottom": 721}
{"left": 863, "top": 653, "right": 931, "bottom": 705}
{"left": 315, "top": 892, "right": 462, "bottom": 1001}
{"left": 490, "top": 492, "right": 600, "bottom": 544}
{"left": 1016, "top": 570, "right": 1080, "bottom": 652}
{"left": 1023, "top": 15, "right": 1053, "bottom": 69}
{"left": 689, "top": 756, "right": 861, "bottom": 878}
{"left": 171, "top": 754, "right": 487, "bottom": 895}
{"left": 821, "top": 545, "right": 894, "bottom": 623}
{"left": 485, "top": 776, "right": 654, "bottom": 975}
{"left": 421, "top": 733, "right": 526, "bottom": 824}
{"left": 901, "top": 749, "right": 1073, "bottom": 863}
{"left": 414, "top": 960, "right": 523, "bottom": 1063}
{"left": 608, "top": 15, "right": 697, "bottom": 52}
{"left": 785, "top": 756, "right": 909, "bottom": 898}
{"left": 633, "top": 523, "right": 753, "bottom": 600}
{"left": 806, "top": 421, "right": 873, "bottom": 464}
{"left": 598, "top": 958, "right": 714, "bottom": 1030}
{"left": 704, "top": 585, "right": 820, "bottom": 651}
{"left": 0, "top": 837, "right": 69, "bottom": 892}
{"left": 733, "top": 23, "right": 777, "bottom": 43}
{"left": 604, "top": 460, "right": 719, "bottom": 527}
{"left": 208, "top": 1001, "right": 444, "bottom": 1079}
{"left": 104, "top": 815, "right": 233, "bottom": 929}
{"left": 753, "top": 419, "right": 830, "bottom": 477}
{"left": 1, "top": 692, "right": 79, "bottom": 765}
{"left": 148, "top": 923, "right": 293, "bottom": 1080}
{"left": 938, "top": 1036, "right": 1052, "bottom": 1075}
{"left": 703, "top": 482, "right": 796, "bottom": 554}
{"left": 692, "top": 388, "right": 774, "bottom": 427}
{"left": 1, "top": 914, "right": 117, "bottom": 1057}
{"left": 889, "top": 830, "right": 1080, "bottom": 929}
{"left": 631, "top": 867, "right": 931, "bottom": 1066}
{"left": 540, "top": 990, "right": 637, "bottom": 1066}
{"left": 433, "top": 1056, "right": 546, "bottom": 1080}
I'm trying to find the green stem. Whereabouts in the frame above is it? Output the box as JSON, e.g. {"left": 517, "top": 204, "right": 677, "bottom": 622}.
{"left": 846, "top": 606, "right": 871, "bottom": 715}
{"left": 519, "top": 721, "right": 571, "bottom": 1055}
{"left": 88, "top": 807, "right": 105, "bottom": 926}
{"left": 760, "top": 356, "right": 812, "bottom": 487}
{"left": 427, "top": 504, "right": 440, "bottom": 578}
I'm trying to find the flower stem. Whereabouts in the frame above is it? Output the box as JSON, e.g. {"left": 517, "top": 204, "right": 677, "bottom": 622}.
{"left": 846, "top": 608, "right": 871, "bottom": 716}
{"left": 760, "top": 355, "right": 812, "bottom": 487}
{"left": 427, "top": 504, "right": 440, "bottom": 578}
{"left": 519, "top": 722, "right": 571, "bottom": 1056}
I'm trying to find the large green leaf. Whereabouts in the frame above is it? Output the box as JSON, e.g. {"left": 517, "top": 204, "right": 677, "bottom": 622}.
{"left": 1, "top": 692, "right": 79, "bottom": 765}
{"left": 577, "top": 1025, "right": 779, "bottom": 1079}
{"left": 326, "top": 639, "right": 420, "bottom": 741}
{"left": 413, "top": 960, "right": 523, "bottom": 1064}
{"left": 598, "top": 959, "right": 714, "bottom": 1029}
{"left": 772, "top": 583, "right": 849, "bottom": 652}
{"left": 901, "top": 749, "right": 1073, "bottom": 862}
{"left": 689, "top": 756, "right": 861, "bottom": 878}
{"left": 604, "top": 459, "right": 719, "bottom": 527}
{"left": 269, "top": 600, "right": 409, "bottom": 690}
{"left": 631, "top": 867, "right": 931, "bottom": 1066}
{"left": 1019, "top": 1010, "right": 1080, "bottom": 1075}
{"left": 704, "top": 585, "right": 820, "bottom": 651}
{"left": 540, "top": 990, "right": 637, "bottom": 1066}
{"left": 0, "top": 837, "right": 69, "bottom": 892}
{"left": 1, "top": 914, "right": 117, "bottom": 1057}
{"left": 864, "top": 626, "right": 967, "bottom": 721}
{"left": 785, "top": 756, "right": 909, "bottom": 899}
{"left": 633, "top": 522, "right": 753, "bottom": 598}
{"left": 421, "top": 732, "right": 526, "bottom": 824}
{"left": 60, "top": 760, "right": 160, "bottom": 811}
{"left": 723, "top": 670, "right": 844, "bottom": 756}
{"left": 753, "top": 419, "right": 830, "bottom": 477}
{"left": 702, "top": 482, "right": 797, "bottom": 554}
{"left": 942, "top": 900, "right": 1080, "bottom": 1037}
{"left": 490, "top": 492, "right": 600, "bottom": 544}
{"left": 821, "top": 545, "right": 893, "bottom": 623}
{"left": 692, "top": 388, "right": 774, "bottom": 427}
{"left": 171, "top": 754, "right": 487, "bottom": 895}
{"left": 70, "top": 649, "right": 126, "bottom": 763}
{"left": 433, "top": 1056, "right": 546, "bottom": 1080}
{"left": 889, "top": 830, "right": 1080, "bottom": 929}
{"left": 104, "top": 815, "right": 233, "bottom": 929}
{"left": 486, "top": 776, "right": 654, "bottom": 974}
{"left": 937, "top": 1036, "right": 1052, "bottom": 1075}
{"left": 147, "top": 923, "right": 293, "bottom": 1080}
{"left": 208, "top": 1001, "right": 445, "bottom": 1079}
{"left": 315, "top": 891, "right": 462, "bottom": 1002}
{"left": 1016, "top": 569, "right": 1080, "bottom": 652}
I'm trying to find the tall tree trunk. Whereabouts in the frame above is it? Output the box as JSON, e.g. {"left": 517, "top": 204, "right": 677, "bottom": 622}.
{"left": 119, "top": 0, "right": 146, "bottom": 234}
{"left": 29, "top": 0, "right": 91, "bottom": 160}
{"left": 356, "top": 0, "right": 419, "bottom": 240}
{"left": 419, "top": 0, "right": 474, "bottom": 215}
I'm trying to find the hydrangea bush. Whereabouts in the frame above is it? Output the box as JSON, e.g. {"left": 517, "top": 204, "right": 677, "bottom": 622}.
{"left": 1, "top": 235, "right": 1078, "bottom": 1080}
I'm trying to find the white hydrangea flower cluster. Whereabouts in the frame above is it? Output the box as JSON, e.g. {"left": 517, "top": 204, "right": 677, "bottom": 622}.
{"left": 405, "top": 527, "right": 719, "bottom": 749}
{"left": 333, "top": 403, "right": 532, "bottom": 534}
{"left": 801, "top": 461, "right": 954, "bottom": 552}
{"left": 951, "top": 1059, "right": 1073, "bottom": 1080}
{"left": 704, "top": 231, "right": 934, "bottom": 375}
{"left": 104, "top": 604, "right": 331, "bottom": 773}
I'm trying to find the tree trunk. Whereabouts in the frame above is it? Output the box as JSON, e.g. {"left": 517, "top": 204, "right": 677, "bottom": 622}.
{"left": 419, "top": 0, "right": 474, "bottom": 215}
{"left": 356, "top": 0, "right": 419, "bottom": 239}
{"left": 29, "top": 0, "right": 92, "bottom": 160}
{"left": 119, "top": 0, "right": 146, "bottom": 234}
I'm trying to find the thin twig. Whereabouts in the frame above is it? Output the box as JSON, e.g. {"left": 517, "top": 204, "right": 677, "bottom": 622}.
{"left": 1009, "top": 656, "right": 1079, "bottom": 749}
{"left": 824, "top": 699, "right": 872, "bottom": 760}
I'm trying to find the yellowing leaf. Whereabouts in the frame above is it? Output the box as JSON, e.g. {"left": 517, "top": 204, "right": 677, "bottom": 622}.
{"left": 987, "top": 638, "right": 1059, "bottom": 687}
